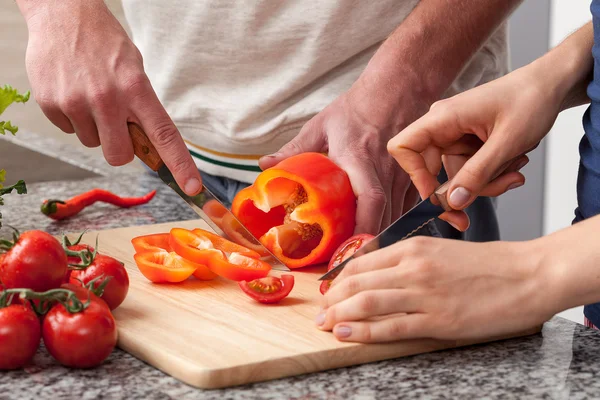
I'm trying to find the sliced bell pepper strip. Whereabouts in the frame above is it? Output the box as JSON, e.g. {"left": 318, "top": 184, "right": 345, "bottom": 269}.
{"left": 169, "top": 228, "right": 270, "bottom": 281}
{"left": 133, "top": 251, "right": 199, "bottom": 283}
{"left": 239, "top": 275, "right": 295, "bottom": 304}
{"left": 231, "top": 152, "right": 356, "bottom": 269}
{"left": 131, "top": 233, "right": 217, "bottom": 281}
{"left": 131, "top": 233, "right": 172, "bottom": 254}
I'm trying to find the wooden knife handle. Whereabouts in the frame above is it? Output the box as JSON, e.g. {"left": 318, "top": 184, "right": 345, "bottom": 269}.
{"left": 128, "top": 122, "right": 165, "bottom": 171}
{"left": 432, "top": 155, "right": 524, "bottom": 212}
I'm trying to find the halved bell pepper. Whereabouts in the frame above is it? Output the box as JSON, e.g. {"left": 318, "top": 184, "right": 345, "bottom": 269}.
{"left": 131, "top": 232, "right": 217, "bottom": 281}
{"left": 169, "top": 228, "right": 271, "bottom": 281}
{"left": 231, "top": 152, "right": 356, "bottom": 269}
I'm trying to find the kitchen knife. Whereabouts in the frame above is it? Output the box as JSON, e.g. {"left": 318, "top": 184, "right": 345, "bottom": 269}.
{"left": 127, "top": 122, "right": 290, "bottom": 272}
{"left": 319, "top": 157, "right": 521, "bottom": 281}
{"left": 318, "top": 181, "right": 452, "bottom": 281}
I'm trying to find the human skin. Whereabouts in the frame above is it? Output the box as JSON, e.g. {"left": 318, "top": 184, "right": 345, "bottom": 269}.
{"left": 316, "top": 22, "right": 596, "bottom": 343}
{"left": 260, "top": 0, "right": 523, "bottom": 235}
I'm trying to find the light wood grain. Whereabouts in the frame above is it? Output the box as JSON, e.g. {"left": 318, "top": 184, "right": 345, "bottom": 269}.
{"left": 76, "top": 220, "right": 541, "bottom": 389}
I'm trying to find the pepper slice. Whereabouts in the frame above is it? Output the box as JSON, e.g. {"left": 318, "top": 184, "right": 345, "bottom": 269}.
{"left": 169, "top": 228, "right": 270, "bottom": 281}
{"left": 131, "top": 233, "right": 172, "bottom": 254}
{"left": 239, "top": 275, "right": 295, "bottom": 304}
{"left": 133, "top": 251, "right": 200, "bottom": 283}
{"left": 132, "top": 233, "right": 217, "bottom": 281}
{"left": 231, "top": 153, "right": 356, "bottom": 269}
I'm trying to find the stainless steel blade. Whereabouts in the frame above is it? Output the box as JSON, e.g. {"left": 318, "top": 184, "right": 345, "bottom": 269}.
{"left": 318, "top": 196, "right": 444, "bottom": 281}
{"left": 157, "top": 165, "right": 290, "bottom": 271}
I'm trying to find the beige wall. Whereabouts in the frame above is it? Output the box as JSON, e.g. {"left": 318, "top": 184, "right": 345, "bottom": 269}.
{"left": 0, "top": 1, "right": 128, "bottom": 152}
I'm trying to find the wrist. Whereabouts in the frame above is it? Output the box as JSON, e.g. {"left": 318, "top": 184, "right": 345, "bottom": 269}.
{"left": 349, "top": 67, "right": 432, "bottom": 136}
{"left": 17, "top": 0, "right": 106, "bottom": 27}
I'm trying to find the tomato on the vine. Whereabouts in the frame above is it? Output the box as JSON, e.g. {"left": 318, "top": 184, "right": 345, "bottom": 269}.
{"left": 69, "top": 253, "right": 129, "bottom": 311}
{"left": 239, "top": 275, "right": 295, "bottom": 304}
{"left": 42, "top": 287, "right": 117, "bottom": 369}
{"left": 0, "top": 230, "right": 68, "bottom": 291}
{"left": 320, "top": 233, "right": 374, "bottom": 295}
{"left": 0, "top": 304, "right": 41, "bottom": 370}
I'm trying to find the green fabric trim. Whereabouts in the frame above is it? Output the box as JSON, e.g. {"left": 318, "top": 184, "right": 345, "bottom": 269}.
{"left": 189, "top": 149, "right": 262, "bottom": 172}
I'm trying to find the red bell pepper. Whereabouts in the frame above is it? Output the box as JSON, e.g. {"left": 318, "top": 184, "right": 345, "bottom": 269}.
{"left": 231, "top": 153, "right": 356, "bottom": 269}
{"left": 131, "top": 232, "right": 217, "bottom": 282}
{"left": 169, "top": 228, "right": 271, "bottom": 281}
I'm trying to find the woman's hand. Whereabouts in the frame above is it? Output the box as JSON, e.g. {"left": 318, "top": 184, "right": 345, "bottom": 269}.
{"left": 317, "top": 236, "right": 555, "bottom": 342}
{"left": 387, "top": 64, "right": 567, "bottom": 231}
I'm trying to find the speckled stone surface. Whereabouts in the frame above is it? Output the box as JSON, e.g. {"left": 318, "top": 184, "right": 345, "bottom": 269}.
{"left": 2, "top": 138, "right": 600, "bottom": 399}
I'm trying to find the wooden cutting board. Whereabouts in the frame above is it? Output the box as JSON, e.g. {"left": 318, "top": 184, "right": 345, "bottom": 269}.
{"left": 75, "top": 220, "right": 541, "bottom": 389}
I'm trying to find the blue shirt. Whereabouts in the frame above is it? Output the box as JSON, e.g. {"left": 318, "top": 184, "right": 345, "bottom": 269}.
{"left": 577, "top": 1, "right": 600, "bottom": 326}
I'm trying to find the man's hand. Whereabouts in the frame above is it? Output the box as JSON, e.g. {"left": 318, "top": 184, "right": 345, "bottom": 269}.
{"left": 259, "top": 79, "right": 427, "bottom": 235}
{"left": 18, "top": 0, "right": 201, "bottom": 195}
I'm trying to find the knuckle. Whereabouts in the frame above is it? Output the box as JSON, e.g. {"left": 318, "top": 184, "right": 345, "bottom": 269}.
{"left": 60, "top": 93, "right": 84, "bottom": 115}
{"left": 388, "top": 319, "right": 408, "bottom": 338}
{"left": 363, "top": 186, "right": 387, "bottom": 206}
{"left": 358, "top": 292, "right": 378, "bottom": 314}
{"left": 151, "top": 122, "right": 178, "bottom": 148}
{"left": 88, "top": 85, "right": 115, "bottom": 109}
{"left": 343, "top": 277, "right": 361, "bottom": 297}
{"left": 34, "top": 93, "right": 56, "bottom": 110}
{"left": 122, "top": 71, "right": 150, "bottom": 99}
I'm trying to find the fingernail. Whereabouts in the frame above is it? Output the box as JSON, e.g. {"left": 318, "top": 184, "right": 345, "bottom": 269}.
{"left": 184, "top": 178, "right": 201, "bottom": 195}
{"left": 507, "top": 182, "right": 523, "bottom": 191}
{"left": 449, "top": 187, "right": 471, "bottom": 208}
{"left": 334, "top": 326, "right": 352, "bottom": 338}
{"left": 315, "top": 312, "right": 326, "bottom": 326}
{"left": 264, "top": 153, "right": 279, "bottom": 159}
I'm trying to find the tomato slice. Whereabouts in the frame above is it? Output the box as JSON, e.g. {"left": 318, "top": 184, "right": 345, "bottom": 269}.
{"left": 239, "top": 275, "right": 294, "bottom": 304}
{"left": 209, "top": 252, "right": 271, "bottom": 281}
{"left": 133, "top": 251, "right": 205, "bottom": 283}
{"left": 320, "top": 233, "right": 374, "bottom": 295}
{"left": 131, "top": 233, "right": 172, "bottom": 253}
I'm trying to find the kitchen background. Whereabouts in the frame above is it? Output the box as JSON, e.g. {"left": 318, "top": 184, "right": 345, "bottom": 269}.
{"left": 0, "top": 1, "right": 592, "bottom": 323}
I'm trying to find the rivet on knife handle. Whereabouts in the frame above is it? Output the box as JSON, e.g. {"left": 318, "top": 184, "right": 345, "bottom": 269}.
{"left": 128, "top": 122, "right": 165, "bottom": 172}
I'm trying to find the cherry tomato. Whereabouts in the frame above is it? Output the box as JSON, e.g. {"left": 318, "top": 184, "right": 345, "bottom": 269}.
{"left": 239, "top": 275, "right": 295, "bottom": 304}
{"left": 69, "top": 254, "right": 129, "bottom": 311}
{"left": 320, "top": 233, "right": 374, "bottom": 295}
{"left": 0, "top": 230, "right": 68, "bottom": 291}
{"left": 42, "top": 288, "right": 117, "bottom": 368}
{"left": 0, "top": 304, "right": 41, "bottom": 370}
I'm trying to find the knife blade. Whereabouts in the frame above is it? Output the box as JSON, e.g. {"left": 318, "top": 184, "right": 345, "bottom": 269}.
{"left": 318, "top": 181, "right": 451, "bottom": 281}
{"left": 318, "top": 154, "right": 522, "bottom": 281}
{"left": 127, "top": 122, "right": 290, "bottom": 271}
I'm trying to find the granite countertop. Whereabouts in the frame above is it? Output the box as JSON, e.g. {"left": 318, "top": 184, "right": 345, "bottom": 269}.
{"left": 2, "top": 132, "right": 600, "bottom": 400}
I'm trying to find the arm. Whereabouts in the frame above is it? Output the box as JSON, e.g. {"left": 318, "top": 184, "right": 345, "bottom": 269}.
{"left": 387, "top": 21, "right": 594, "bottom": 231}
{"left": 260, "top": 1, "right": 523, "bottom": 235}
{"left": 15, "top": 0, "right": 202, "bottom": 195}
{"left": 357, "top": 0, "right": 523, "bottom": 131}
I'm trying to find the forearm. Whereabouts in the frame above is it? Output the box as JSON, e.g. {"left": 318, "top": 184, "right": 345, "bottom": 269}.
{"left": 16, "top": 0, "right": 106, "bottom": 23}
{"left": 358, "top": 0, "right": 521, "bottom": 125}
{"left": 542, "top": 214, "right": 600, "bottom": 313}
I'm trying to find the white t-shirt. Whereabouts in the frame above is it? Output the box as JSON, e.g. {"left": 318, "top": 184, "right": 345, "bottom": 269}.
{"left": 122, "top": 1, "right": 508, "bottom": 183}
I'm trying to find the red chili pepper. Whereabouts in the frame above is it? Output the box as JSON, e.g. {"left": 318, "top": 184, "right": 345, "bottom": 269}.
{"left": 41, "top": 189, "right": 156, "bottom": 220}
